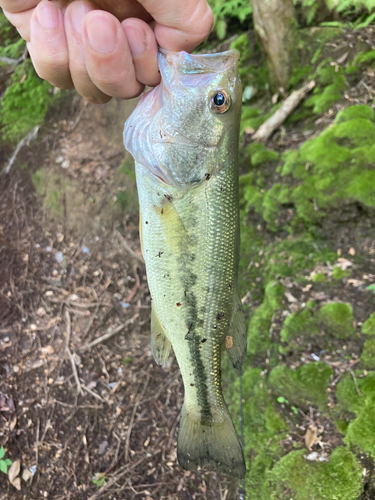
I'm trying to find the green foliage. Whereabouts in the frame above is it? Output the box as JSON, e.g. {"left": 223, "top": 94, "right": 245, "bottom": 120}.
{"left": 0, "top": 447, "right": 12, "bottom": 475}
{"left": 362, "top": 312, "right": 375, "bottom": 335}
{"left": 1, "top": 62, "right": 56, "bottom": 142}
{"left": 208, "top": 0, "right": 252, "bottom": 40}
{"left": 305, "top": 60, "right": 346, "bottom": 114}
{"left": 269, "top": 362, "right": 333, "bottom": 411}
{"left": 318, "top": 302, "right": 355, "bottom": 339}
{"left": 270, "top": 447, "right": 363, "bottom": 500}
{"left": 92, "top": 473, "right": 106, "bottom": 488}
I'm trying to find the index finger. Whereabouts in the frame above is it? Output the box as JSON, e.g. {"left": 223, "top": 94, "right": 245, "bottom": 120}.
{"left": 0, "top": 0, "right": 39, "bottom": 13}
{"left": 138, "top": 0, "right": 213, "bottom": 52}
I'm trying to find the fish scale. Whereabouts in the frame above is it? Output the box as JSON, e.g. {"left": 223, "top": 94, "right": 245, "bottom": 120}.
{"left": 125, "top": 49, "right": 246, "bottom": 478}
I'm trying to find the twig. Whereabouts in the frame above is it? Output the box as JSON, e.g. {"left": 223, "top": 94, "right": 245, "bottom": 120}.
{"left": 81, "top": 383, "right": 106, "bottom": 403}
{"left": 65, "top": 310, "right": 83, "bottom": 396}
{"left": 125, "top": 374, "right": 150, "bottom": 462}
{"left": 252, "top": 80, "right": 316, "bottom": 143}
{"left": 30, "top": 418, "right": 40, "bottom": 487}
{"left": 4, "top": 126, "right": 40, "bottom": 174}
{"left": 115, "top": 229, "right": 144, "bottom": 264}
{"left": 79, "top": 313, "right": 139, "bottom": 352}
{"left": 66, "top": 346, "right": 83, "bottom": 396}
{"left": 349, "top": 369, "right": 363, "bottom": 397}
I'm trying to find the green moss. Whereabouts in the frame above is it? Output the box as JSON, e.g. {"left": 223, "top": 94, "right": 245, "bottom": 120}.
{"left": 270, "top": 447, "right": 362, "bottom": 500}
{"left": 335, "top": 104, "right": 375, "bottom": 123}
{"left": 360, "top": 339, "right": 375, "bottom": 369}
{"left": 336, "top": 372, "right": 375, "bottom": 414}
{"left": 305, "top": 62, "right": 346, "bottom": 114}
{"left": 248, "top": 143, "right": 279, "bottom": 167}
{"left": 345, "top": 398, "right": 375, "bottom": 457}
{"left": 318, "top": 302, "right": 355, "bottom": 339}
{"left": 362, "top": 312, "right": 375, "bottom": 336}
{"left": 279, "top": 302, "right": 319, "bottom": 354}
{"left": 332, "top": 266, "right": 351, "bottom": 280}
{"left": 312, "top": 273, "right": 327, "bottom": 282}
{"left": 269, "top": 362, "right": 333, "bottom": 411}
{"left": 248, "top": 281, "right": 284, "bottom": 356}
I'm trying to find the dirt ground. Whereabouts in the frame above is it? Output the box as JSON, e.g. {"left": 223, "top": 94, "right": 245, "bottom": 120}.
{"left": 0, "top": 96, "right": 242, "bottom": 500}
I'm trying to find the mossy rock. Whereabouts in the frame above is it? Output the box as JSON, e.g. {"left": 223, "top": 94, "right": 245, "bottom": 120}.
{"left": 269, "top": 362, "right": 333, "bottom": 411}
{"left": 247, "top": 281, "right": 284, "bottom": 356}
{"left": 336, "top": 371, "right": 375, "bottom": 415}
{"left": 318, "top": 302, "right": 355, "bottom": 339}
{"left": 362, "top": 312, "right": 375, "bottom": 336}
{"left": 360, "top": 339, "right": 375, "bottom": 369}
{"left": 279, "top": 302, "right": 320, "bottom": 354}
{"left": 335, "top": 104, "right": 375, "bottom": 124}
{"left": 345, "top": 398, "right": 375, "bottom": 458}
{"left": 270, "top": 447, "right": 363, "bottom": 500}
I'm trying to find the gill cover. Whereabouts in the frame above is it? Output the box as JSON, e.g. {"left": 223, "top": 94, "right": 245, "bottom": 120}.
{"left": 124, "top": 50, "right": 241, "bottom": 188}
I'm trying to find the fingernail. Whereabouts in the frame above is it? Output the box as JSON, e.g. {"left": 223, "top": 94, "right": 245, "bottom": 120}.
{"left": 71, "top": 2, "right": 92, "bottom": 35}
{"left": 124, "top": 24, "right": 147, "bottom": 58}
{"left": 36, "top": 2, "right": 60, "bottom": 29}
{"left": 85, "top": 14, "right": 118, "bottom": 54}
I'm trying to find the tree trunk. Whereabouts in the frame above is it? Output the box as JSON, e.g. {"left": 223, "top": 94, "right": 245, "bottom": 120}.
{"left": 251, "top": 0, "right": 298, "bottom": 92}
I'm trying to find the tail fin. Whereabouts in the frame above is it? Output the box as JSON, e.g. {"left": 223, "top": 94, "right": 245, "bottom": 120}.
{"left": 177, "top": 405, "right": 246, "bottom": 478}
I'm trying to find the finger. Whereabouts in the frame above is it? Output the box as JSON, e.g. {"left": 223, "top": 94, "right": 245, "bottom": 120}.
{"left": 29, "top": 0, "right": 73, "bottom": 88}
{"left": 65, "top": 1, "right": 111, "bottom": 103}
{"left": 2, "top": 8, "right": 34, "bottom": 41}
{"left": 122, "top": 18, "right": 159, "bottom": 88}
{"left": 0, "top": 0, "right": 39, "bottom": 14}
{"left": 82, "top": 10, "right": 144, "bottom": 99}
{"left": 137, "top": 0, "right": 214, "bottom": 52}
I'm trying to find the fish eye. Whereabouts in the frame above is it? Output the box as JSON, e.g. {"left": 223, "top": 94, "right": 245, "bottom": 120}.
{"left": 210, "top": 90, "right": 231, "bottom": 114}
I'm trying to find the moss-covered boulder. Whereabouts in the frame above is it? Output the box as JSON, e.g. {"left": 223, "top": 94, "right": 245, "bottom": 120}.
{"left": 318, "top": 302, "right": 355, "bottom": 339}
{"left": 362, "top": 312, "right": 375, "bottom": 336}
{"left": 269, "top": 362, "right": 333, "bottom": 411}
{"left": 279, "top": 301, "right": 320, "bottom": 354}
{"left": 270, "top": 447, "right": 363, "bottom": 500}
{"left": 360, "top": 339, "right": 375, "bottom": 369}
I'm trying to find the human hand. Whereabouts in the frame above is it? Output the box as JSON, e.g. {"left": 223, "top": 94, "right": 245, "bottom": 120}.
{"left": 1, "top": 0, "right": 213, "bottom": 103}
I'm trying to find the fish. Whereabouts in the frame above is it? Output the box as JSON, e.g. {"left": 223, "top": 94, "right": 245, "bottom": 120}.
{"left": 124, "top": 49, "right": 246, "bottom": 478}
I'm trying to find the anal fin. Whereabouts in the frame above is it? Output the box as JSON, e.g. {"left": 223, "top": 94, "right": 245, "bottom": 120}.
{"left": 151, "top": 305, "right": 171, "bottom": 365}
{"left": 227, "top": 293, "right": 247, "bottom": 369}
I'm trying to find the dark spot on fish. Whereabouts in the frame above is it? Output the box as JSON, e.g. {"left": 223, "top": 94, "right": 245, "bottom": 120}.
{"left": 201, "top": 338, "right": 207, "bottom": 343}
{"left": 190, "top": 383, "right": 195, "bottom": 386}
{"left": 176, "top": 302, "right": 181, "bottom": 307}
{"left": 213, "top": 324, "right": 217, "bottom": 329}
{"left": 156, "top": 333, "right": 162, "bottom": 339}
{"left": 205, "top": 173, "right": 211, "bottom": 181}
{"left": 161, "top": 208, "right": 164, "bottom": 215}
{"left": 164, "top": 194, "right": 173, "bottom": 202}
{"left": 184, "top": 290, "right": 187, "bottom": 297}
{"left": 156, "top": 252, "right": 164, "bottom": 258}
{"left": 226, "top": 283, "right": 232, "bottom": 290}
{"left": 159, "top": 130, "right": 163, "bottom": 139}
{"left": 145, "top": 221, "right": 148, "bottom": 224}
{"left": 217, "top": 312, "right": 224, "bottom": 320}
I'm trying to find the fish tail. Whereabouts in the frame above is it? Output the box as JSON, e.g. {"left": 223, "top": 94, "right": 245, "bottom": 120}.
{"left": 177, "top": 405, "right": 246, "bottom": 478}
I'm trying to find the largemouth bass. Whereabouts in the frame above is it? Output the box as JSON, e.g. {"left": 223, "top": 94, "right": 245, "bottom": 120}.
{"left": 124, "top": 49, "right": 246, "bottom": 478}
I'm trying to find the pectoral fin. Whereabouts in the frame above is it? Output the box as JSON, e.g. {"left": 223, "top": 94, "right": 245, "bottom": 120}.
{"left": 151, "top": 305, "right": 171, "bottom": 365}
{"left": 226, "top": 294, "right": 247, "bottom": 369}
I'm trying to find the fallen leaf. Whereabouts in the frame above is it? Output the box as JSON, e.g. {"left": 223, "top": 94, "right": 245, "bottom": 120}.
{"left": 8, "top": 459, "right": 21, "bottom": 485}
{"left": 9, "top": 414, "right": 17, "bottom": 432}
{"left": 285, "top": 292, "right": 298, "bottom": 303}
{"left": 225, "top": 336, "right": 233, "bottom": 349}
{"left": 22, "top": 468, "right": 32, "bottom": 482}
{"left": 305, "top": 425, "right": 318, "bottom": 450}
{"left": 349, "top": 247, "right": 356, "bottom": 256}
{"left": 12, "top": 477, "right": 21, "bottom": 491}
